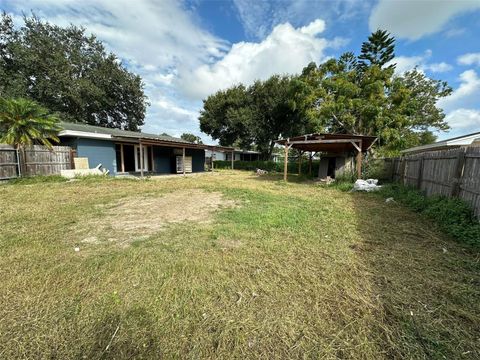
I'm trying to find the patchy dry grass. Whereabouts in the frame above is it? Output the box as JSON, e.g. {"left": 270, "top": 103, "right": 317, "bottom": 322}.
{"left": 0, "top": 170, "right": 479, "bottom": 359}
{"left": 77, "top": 189, "right": 237, "bottom": 247}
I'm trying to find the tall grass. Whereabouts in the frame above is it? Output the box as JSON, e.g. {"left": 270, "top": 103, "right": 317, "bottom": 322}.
{"left": 0, "top": 172, "right": 479, "bottom": 358}
{"left": 378, "top": 184, "right": 480, "bottom": 247}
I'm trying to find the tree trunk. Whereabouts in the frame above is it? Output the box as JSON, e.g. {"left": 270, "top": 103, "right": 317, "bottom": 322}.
{"left": 267, "top": 141, "right": 275, "bottom": 160}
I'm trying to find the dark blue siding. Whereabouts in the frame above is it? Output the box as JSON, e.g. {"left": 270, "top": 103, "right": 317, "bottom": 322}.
{"left": 76, "top": 138, "right": 117, "bottom": 175}
{"left": 187, "top": 148, "right": 205, "bottom": 172}
{"left": 153, "top": 146, "right": 173, "bottom": 174}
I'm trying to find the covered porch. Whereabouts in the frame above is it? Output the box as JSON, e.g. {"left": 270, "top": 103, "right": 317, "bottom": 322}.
{"left": 114, "top": 139, "right": 235, "bottom": 177}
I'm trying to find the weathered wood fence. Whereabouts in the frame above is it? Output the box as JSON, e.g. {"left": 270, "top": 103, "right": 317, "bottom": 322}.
{"left": 380, "top": 147, "right": 480, "bottom": 218}
{"left": 0, "top": 145, "right": 74, "bottom": 180}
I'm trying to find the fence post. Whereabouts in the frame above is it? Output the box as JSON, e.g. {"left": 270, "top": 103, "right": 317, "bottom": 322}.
{"left": 402, "top": 157, "right": 407, "bottom": 185}
{"left": 18, "top": 146, "right": 27, "bottom": 177}
{"left": 417, "top": 156, "right": 424, "bottom": 190}
{"left": 451, "top": 148, "right": 466, "bottom": 197}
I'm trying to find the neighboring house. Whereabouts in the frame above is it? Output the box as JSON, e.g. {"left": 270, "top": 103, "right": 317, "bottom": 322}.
{"left": 205, "top": 148, "right": 279, "bottom": 162}
{"left": 58, "top": 122, "right": 219, "bottom": 176}
{"left": 225, "top": 149, "right": 262, "bottom": 161}
{"left": 401, "top": 131, "right": 480, "bottom": 155}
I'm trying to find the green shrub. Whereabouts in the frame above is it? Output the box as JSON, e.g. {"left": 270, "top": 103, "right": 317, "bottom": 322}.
{"left": 378, "top": 184, "right": 480, "bottom": 247}
{"left": 363, "top": 158, "right": 391, "bottom": 180}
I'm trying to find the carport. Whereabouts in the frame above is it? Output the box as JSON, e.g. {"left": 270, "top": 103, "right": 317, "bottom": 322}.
{"left": 275, "top": 133, "right": 377, "bottom": 181}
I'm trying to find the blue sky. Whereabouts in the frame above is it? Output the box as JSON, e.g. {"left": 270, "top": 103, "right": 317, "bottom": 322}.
{"left": 2, "top": 0, "right": 480, "bottom": 142}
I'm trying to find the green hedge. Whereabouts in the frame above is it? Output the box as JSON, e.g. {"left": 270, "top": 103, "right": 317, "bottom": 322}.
{"left": 378, "top": 184, "right": 480, "bottom": 247}
{"left": 213, "top": 160, "right": 321, "bottom": 175}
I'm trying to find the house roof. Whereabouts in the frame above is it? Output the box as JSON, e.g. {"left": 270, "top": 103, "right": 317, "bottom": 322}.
{"left": 275, "top": 133, "right": 377, "bottom": 153}
{"left": 58, "top": 122, "right": 234, "bottom": 151}
{"left": 59, "top": 122, "right": 191, "bottom": 144}
{"left": 401, "top": 131, "right": 480, "bottom": 154}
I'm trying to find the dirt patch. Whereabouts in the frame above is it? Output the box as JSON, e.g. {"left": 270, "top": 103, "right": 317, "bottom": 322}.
{"left": 78, "top": 189, "right": 236, "bottom": 246}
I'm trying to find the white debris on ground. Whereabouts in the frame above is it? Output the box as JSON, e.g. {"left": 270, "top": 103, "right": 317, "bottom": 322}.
{"left": 318, "top": 176, "right": 335, "bottom": 185}
{"left": 353, "top": 179, "right": 382, "bottom": 192}
{"left": 385, "top": 197, "right": 395, "bottom": 203}
{"left": 256, "top": 168, "right": 268, "bottom": 175}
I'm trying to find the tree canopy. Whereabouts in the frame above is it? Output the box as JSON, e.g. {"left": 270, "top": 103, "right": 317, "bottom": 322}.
{"left": 199, "top": 30, "right": 451, "bottom": 156}
{"left": 294, "top": 30, "right": 451, "bottom": 155}
{"left": 180, "top": 133, "right": 203, "bottom": 144}
{"left": 0, "top": 13, "right": 148, "bottom": 131}
{"left": 200, "top": 76, "right": 308, "bottom": 158}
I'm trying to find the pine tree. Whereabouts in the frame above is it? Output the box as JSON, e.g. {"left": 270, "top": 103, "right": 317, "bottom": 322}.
{"left": 358, "top": 29, "right": 395, "bottom": 69}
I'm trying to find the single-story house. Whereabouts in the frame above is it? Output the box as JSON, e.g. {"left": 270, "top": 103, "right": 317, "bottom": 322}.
{"left": 401, "top": 131, "right": 480, "bottom": 155}
{"left": 58, "top": 122, "right": 230, "bottom": 176}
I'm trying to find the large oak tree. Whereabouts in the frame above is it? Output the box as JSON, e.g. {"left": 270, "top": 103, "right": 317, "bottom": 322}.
{"left": 0, "top": 13, "right": 148, "bottom": 131}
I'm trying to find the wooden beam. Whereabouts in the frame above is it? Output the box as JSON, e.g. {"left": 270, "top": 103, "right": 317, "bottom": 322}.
{"left": 182, "top": 147, "right": 186, "bottom": 176}
{"left": 350, "top": 140, "right": 361, "bottom": 152}
{"left": 150, "top": 145, "right": 155, "bottom": 173}
{"left": 298, "top": 151, "right": 303, "bottom": 175}
{"left": 139, "top": 141, "right": 144, "bottom": 178}
{"left": 308, "top": 152, "right": 312, "bottom": 176}
{"left": 280, "top": 139, "right": 359, "bottom": 145}
{"left": 120, "top": 144, "right": 125, "bottom": 173}
{"left": 356, "top": 140, "right": 362, "bottom": 179}
{"left": 231, "top": 151, "right": 234, "bottom": 169}
{"left": 284, "top": 144, "right": 291, "bottom": 181}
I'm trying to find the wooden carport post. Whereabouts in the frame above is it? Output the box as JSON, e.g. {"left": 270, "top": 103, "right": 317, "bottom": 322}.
{"left": 308, "top": 152, "right": 313, "bottom": 176}
{"left": 298, "top": 151, "right": 303, "bottom": 175}
{"left": 231, "top": 150, "right": 234, "bottom": 169}
{"left": 283, "top": 141, "right": 292, "bottom": 181}
{"left": 182, "top": 147, "right": 186, "bottom": 176}
{"left": 211, "top": 147, "right": 215, "bottom": 172}
{"left": 120, "top": 144, "right": 125, "bottom": 173}
{"left": 139, "top": 141, "right": 144, "bottom": 178}
{"left": 355, "top": 140, "right": 363, "bottom": 179}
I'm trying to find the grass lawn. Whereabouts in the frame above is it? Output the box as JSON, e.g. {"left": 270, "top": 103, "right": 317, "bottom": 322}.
{"left": 1, "top": 171, "right": 479, "bottom": 359}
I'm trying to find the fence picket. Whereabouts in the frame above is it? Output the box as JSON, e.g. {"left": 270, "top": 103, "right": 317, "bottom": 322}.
{"left": 383, "top": 147, "right": 480, "bottom": 219}
{"left": 0, "top": 145, "right": 73, "bottom": 179}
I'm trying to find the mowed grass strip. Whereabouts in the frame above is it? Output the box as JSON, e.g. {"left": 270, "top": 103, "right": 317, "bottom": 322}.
{"left": 0, "top": 171, "right": 479, "bottom": 359}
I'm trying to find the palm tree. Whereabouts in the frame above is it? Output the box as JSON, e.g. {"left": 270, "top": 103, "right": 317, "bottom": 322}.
{"left": 0, "top": 98, "right": 61, "bottom": 149}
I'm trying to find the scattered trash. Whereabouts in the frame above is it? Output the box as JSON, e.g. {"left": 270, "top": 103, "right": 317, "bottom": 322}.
{"left": 256, "top": 168, "right": 268, "bottom": 175}
{"left": 353, "top": 179, "right": 382, "bottom": 192}
{"left": 385, "top": 197, "right": 395, "bottom": 203}
{"left": 318, "top": 176, "right": 335, "bottom": 185}
{"left": 74, "top": 247, "right": 80, "bottom": 252}
{"left": 442, "top": 248, "right": 448, "bottom": 253}
{"left": 61, "top": 163, "right": 109, "bottom": 179}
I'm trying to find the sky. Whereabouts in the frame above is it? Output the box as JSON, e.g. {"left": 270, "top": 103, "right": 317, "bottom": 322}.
{"left": 2, "top": 0, "right": 480, "bottom": 142}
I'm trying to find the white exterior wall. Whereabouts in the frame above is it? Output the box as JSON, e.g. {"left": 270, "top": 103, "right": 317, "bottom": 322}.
{"left": 205, "top": 150, "right": 226, "bottom": 161}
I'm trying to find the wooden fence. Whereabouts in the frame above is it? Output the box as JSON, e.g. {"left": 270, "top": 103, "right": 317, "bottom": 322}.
{"left": 381, "top": 147, "right": 480, "bottom": 218}
{"left": 0, "top": 145, "right": 74, "bottom": 179}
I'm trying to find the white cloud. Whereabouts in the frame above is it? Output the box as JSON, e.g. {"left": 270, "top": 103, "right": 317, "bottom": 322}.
{"left": 388, "top": 50, "right": 452, "bottom": 74}
{"left": 233, "top": 0, "right": 369, "bottom": 39}
{"left": 177, "top": 20, "right": 332, "bottom": 99}
{"left": 369, "top": 0, "right": 480, "bottom": 40}
{"left": 444, "top": 108, "right": 480, "bottom": 129}
{"left": 458, "top": 53, "right": 480, "bottom": 66}
{"left": 437, "top": 70, "right": 480, "bottom": 136}
{"left": 438, "top": 70, "right": 480, "bottom": 112}
{"left": 3, "top": 0, "right": 231, "bottom": 140}
{"left": 425, "top": 62, "right": 453, "bottom": 73}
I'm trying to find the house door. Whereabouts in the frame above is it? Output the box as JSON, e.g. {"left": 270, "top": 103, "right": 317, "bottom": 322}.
{"left": 134, "top": 145, "right": 149, "bottom": 172}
